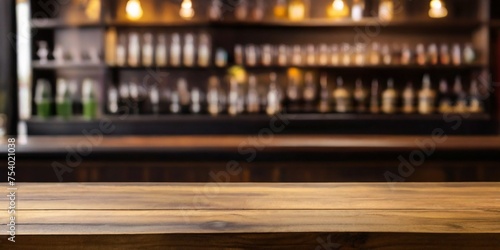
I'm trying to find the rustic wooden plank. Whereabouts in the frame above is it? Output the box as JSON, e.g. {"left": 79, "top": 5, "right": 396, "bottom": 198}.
{"left": 2, "top": 233, "right": 500, "bottom": 250}
{"left": 4, "top": 135, "right": 500, "bottom": 154}
{"left": 3, "top": 183, "right": 498, "bottom": 211}
{"left": 4, "top": 209, "right": 499, "bottom": 235}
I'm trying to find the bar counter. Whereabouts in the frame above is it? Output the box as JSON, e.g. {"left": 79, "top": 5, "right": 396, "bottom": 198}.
{"left": 1, "top": 183, "right": 499, "bottom": 249}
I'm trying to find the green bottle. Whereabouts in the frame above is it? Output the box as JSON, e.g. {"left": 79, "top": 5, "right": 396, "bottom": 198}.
{"left": 35, "top": 79, "right": 52, "bottom": 119}
{"left": 82, "top": 78, "right": 98, "bottom": 120}
{"left": 56, "top": 78, "right": 73, "bottom": 120}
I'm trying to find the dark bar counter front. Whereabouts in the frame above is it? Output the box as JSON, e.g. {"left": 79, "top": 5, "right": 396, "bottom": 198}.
{"left": 1, "top": 0, "right": 500, "bottom": 249}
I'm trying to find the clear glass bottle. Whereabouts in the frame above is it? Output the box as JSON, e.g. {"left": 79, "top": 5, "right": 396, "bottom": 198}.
{"left": 156, "top": 34, "right": 167, "bottom": 66}
{"left": 418, "top": 74, "right": 436, "bottom": 115}
{"left": 235, "top": 0, "right": 249, "bottom": 20}
{"left": 183, "top": 33, "right": 195, "bottom": 67}
{"left": 401, "top": 43, "right": 411, "bottom": 65}
{"left": 267, "top": 73, "right": 281, "bottom": 115}
{"left": 37, "top": 41, "right": 49, "bottom": 64}
{"left": 247, "top": 74, "right": 261, "bottom": 114}
{"left": 369, "top": 42, "right": 381, "bottom": 65}
{"left": 207, "top": 76, "right": 222, "bottom": 116}
{"left": 428, "top": 43, "right": 438, "bottom": 65}
{"left": 381, "top": 44, "right": 391, "bottom": 65}
{"left": 402, "top": 82, "right": 415, "bottom": 114}
{"left": 353, "top": 78, "right": 368, "bottom": 113}
{"left": 331, "top": 44, "right": 340, "bottom": 65}
{"left": 291, "top": 45, "right": 303, "bottom": 66}
{"left": 198, "top": 33, "right": 211, "bottom": 67}
{"left": 245, "top": 44, "right": 258, "bottom": 66}
{"left": 416, "top": 43, "right": 426, "bottom": 66}
{"left": 370, "top": 79, "right": 380, "bottom": 114}
{"left": 469, "top": 79, "right": 483, "bottom": 113}
{"left": 354, "top": 43, "right": 366, "bottom": 66}
{"left": 234, "top": 44, "right": 244, "bottom": 65}
{"left": 379, "top": 0, "right": 394, "bottom": 21}
{"left": 452, "top": 44, "right": 461, "bottom": 66}
{"left": 228, "top": 77, "right": 242, "bottom": 116}
{"left": 252, "top": 0, "right": 265, "bottom": 21}
{"left": 128, "top": 32, "right": 140, "bottom": 67}
{"left": 277, "top": 44, "right": 288, "bottom": 66}
{"left": 382, "top": 78, "right": 398, "bottom": 114}
{"left": 262, "top": 44, "right": 273, "bottom": 66}
{"left": 215, "top": 48, "right": 228, "bottom": 67}
{"left": 288, "top": 0, "right": 306, "bottom": 21}
{"left": 170, "top": 33, "right": 182, "bottom": 67}
{"left": 306, "top": 44, "right": 316, "bottom": 66}
{"left": 453, "top": 76, "right": 467, "bottom": 113}
{"left": 303, "top": 72, "right": 317, "bottom": 112}
{"left": 351, "top": 0, "right": 365, "bottom": 21}
{"left": 177, "top": 78, "right": 191, "bottom": 113}
{"left": 170, "top": 91, "right": 181, "bottom": 114}
{"left": 108, "top": 86, "right": 119, "bottom": 114}
{"left": 190, "top": 88, "right": 202, "bottom": 114}
{"left": 208, "top": 0, "right": 222, "bottom": 20}
{"left": 142, "top": 33, "right": 154, "bottom": 67}
{"left": 149, "top": 84, "right": 160, "bottom": 115}
{"left": 317, "top": 44, "right": 330, "bottom": 66}
{"left": 333, "top": 77, "right": 351, "bottom": 113}
{"left": 440, "top": 44, "right": 450, "bottom": 65}
{"left": 463, "top": 44, "right": 476, "bottom": 64}
{"left": 341, "top": 43, "right": 351, "bottom": 66}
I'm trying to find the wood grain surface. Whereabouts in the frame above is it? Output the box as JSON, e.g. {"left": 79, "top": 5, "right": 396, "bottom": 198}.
{"left": 2, "top": 135, "right": 500, "bottom": 154}
{"left": 0, "top": 183, "right": 498, "bottom": 235}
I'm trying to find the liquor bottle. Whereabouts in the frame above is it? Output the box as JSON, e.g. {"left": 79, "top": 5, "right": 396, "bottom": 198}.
{"left": 469, "top": 80, "right": 483, "bottom": 113}
{"left": 303, "top": 72, "right": 317, "bottom": 112}
{"left": 215, "top": 48, "right": 228, "bottom": 67}
{"left": 331, "top": 44, "right": 340, "bottom": 65}
{"left": 418, "top": 74, "right": 436, "bottom": 115}
{"left": 247, "top": 75, "right": 261, "bottom": 114}
{"left": 452, "top": 44, "right": 461, "bottom": 66}
{"left": 267, "top": 73, "right": 281, "bottom": 115}
{"left": 235, "top": 0, "right": 248, "bottom": 20}
{"left": 401, "top": 43, "right": 411, "bottom": 65}
{"left": 82, "top": 78, "right": 98, "bottom": 120}
{"left": 35, "top": 79, "right": 52, "bottom": 119}
{"left": 428, "top": 43, "right": 438, "bottom": 65}
{"left": 190, "top": 88, "right": 202, "bottom": 114}
{"left": 306, "top": 44, "right": 316, "bottom": 66}
{"left": 198, "top": 33, "right": 211, "bottom": 67}
{"left": 53, "top": 45, "right": 65, "bottom": 64}
{"left": 128, "top": 80, "right": 141, "bottom": 114}
{"left": 370, "top": 79, "right": 380, "bottom": 114}
{"left": 453, "top": 76, "right": 467, "bottom": 113}
{"left": 381, "top": 44, "right": 391, "bottom": 65}
{"left": 354, "top": 43, "right": 366, "bottom": 66}
{"left": 369, "top": 42, "right": 381, "bottom": 65}
{"left": 149, "top": 85, "right": 160, "bottom": 115}
{"left": 207, "top": 76, "right": 222, "bottom": 116}
{"left": 177, "top": 78, "right": 191, "bottom": 113}
{"left": 274, "top": 0, "right": 288, "bottom": 19}
{"left": 108, "top": 86, "right": 119, "bottom": 114}
{"left": 116, "top": 34, "right": 127, "bottom": 66}
{"left": 183, "top": 33, "right": 195, "bottom": 67}
{"left": 56, "top": 78, "right": 73, "bottom": 120}
{"left": 170, "top": 91, "right": 181, "bottom": 114}
{"left": 170, "top": 33, "right": 181, "bottom": 67}
{"left": 351, "top": 0, "right": 365, "bottom": 21}
{"left": 252, "top": 0, "right": 265, "bottom": 21}
{"left": 288, "top": 0, "right": 306, "bottom": 21}
{"left": 228, "top": 77, "right": 241, "bottom": 116}
{"left": 142, "top": 33, "right": 154, "bottom": 67}
{"left": 262, "top": 44, "right": 273, "bottom": 66}
{"left": 128, "top": 32, "right": 140, "bottom": 67}
{"left": 156, "top": 34, "right": 167, "bottom": 66}
{"left": 208, "top": 0, "right": 222, "bottom": 20}
{"left": 118, "top": 81, "right": 130, "bottom": 112}
{"left": 333, "top": 77, "right": 351, "bottom": 113}
{"left": 37, "top": 41, "right": 49, "bottom": 64}
{"left": 353, "top": 78, "right": 368, "bottom": 113}
{"left": 318, "top": 44, "right": 330, "bottom": 66}
{"left": 277, "top": 44, "right": 288, "bottom": 66}
{"left": 402, "top": 82, "right": 415, "bottom": 114}
{"left": 318, "top": 73, "right": 330, "bottom": 113}
{"left": 416, "top": 43, "right": 426, "bottom": 66}
{"left": 463, "top": 44, "right": 476, "bottom": 64}
{"left": 286, "top": 73, "right": 301, "bottom": 112}
{"left": 159, "top": 85, "right": 172, "bottom": 114}
{"left": 245, "top": 44, "right": 258, "bottom": 66}
{"left": 379, "top": 0, "right": 394, "bottom": 21}
{"left": 381, "top": 79, "right": 397, "bottom": 114}
{"left": 235, "top": 44, "right": 244, "bottom": 65}
{"left": 292, "top": 45, "right": 303, "bottom": 66}
{"left": 437, "top": 79, "right": 453, "bottom": 114}
{"left": 341, "top": 43, "right": 351, "bottom": 66}
{"left": 440, "top": 44, "right": 450, "bottom": 65}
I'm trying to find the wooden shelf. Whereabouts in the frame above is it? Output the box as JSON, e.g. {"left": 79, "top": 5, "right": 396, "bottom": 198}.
{"left": 31, "top": 19, "right": 102, "bottom": 29}
{"left": 32, "top": 61, "right": 105, "bottom": 70}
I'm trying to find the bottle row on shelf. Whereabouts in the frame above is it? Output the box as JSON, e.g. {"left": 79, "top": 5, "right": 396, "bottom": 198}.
{"left": 34, "top": 78, "right": 99, "bottom": 120}
{"left": 106, "top": 72, "right": 485, "bottom": 117}
{"left": 36, "top": 41, "right": 101, "bottom": 65}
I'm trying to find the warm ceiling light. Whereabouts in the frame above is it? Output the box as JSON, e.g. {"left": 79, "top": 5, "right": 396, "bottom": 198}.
{"left": 333, "top": 0, "right": 345, "bottom": 11}
{"left": 126, "top": 0, "right": 143, "bottom": 20}
{"left": 429, "top": 0, "right": 448, "bottom": 18}
{"left": 328, "top": 0, "right": 349, "bottom": 18}
{"left": 180, "top": 0, "right": 195, "bottom": 20}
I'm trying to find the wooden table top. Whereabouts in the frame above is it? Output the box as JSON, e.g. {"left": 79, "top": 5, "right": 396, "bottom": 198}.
{"left": 1, "top": 183, "right": 499, "bottom": 235}
{"left": 3, "top": 135, "right": 500, "bottom": 154}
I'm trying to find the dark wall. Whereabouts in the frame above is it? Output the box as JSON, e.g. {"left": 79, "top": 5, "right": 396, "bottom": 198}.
{"left": 0, "top": 0, "right": 17, "bottom": 135}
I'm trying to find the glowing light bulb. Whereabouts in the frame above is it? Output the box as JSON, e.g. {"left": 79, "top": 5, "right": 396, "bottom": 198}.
{"left": 126, "top": 0, "right": 143, "bottom": 21}
{"left": 180, "top": 0, "right": 195, "bottom": 20}
{"left": 429, "top": 0, "right": 448, "bottom": 18}
{"left": 328, "top": 0, "right": 349, "bottom": 18}
{"left": 333, "top": 0, "right": 344, "bottom": 11}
